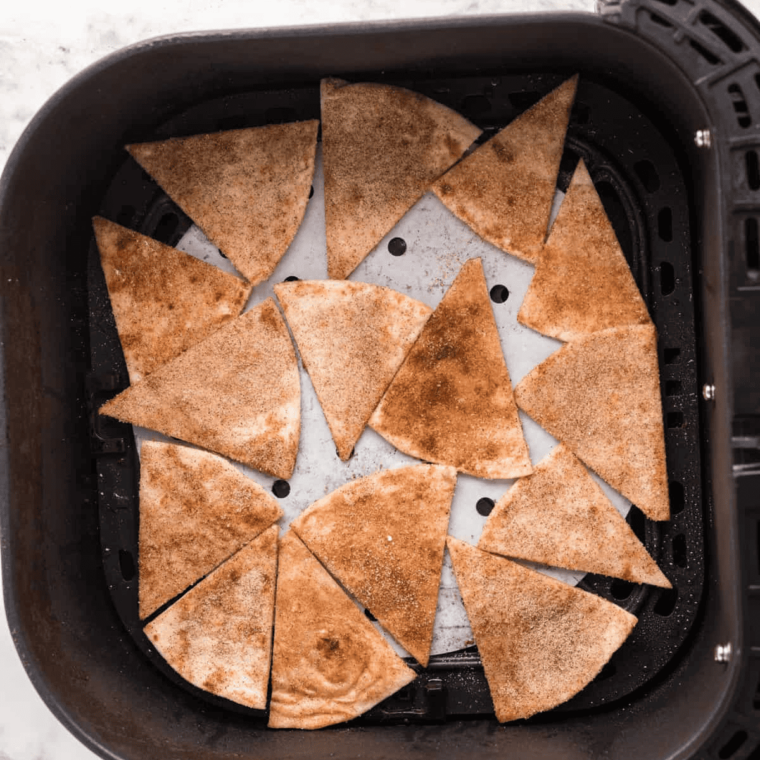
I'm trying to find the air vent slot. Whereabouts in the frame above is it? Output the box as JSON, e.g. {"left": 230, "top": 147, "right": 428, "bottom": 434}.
{"left": 666, "top": 380, "right": 683, "bottom": 396}
{"left": 746, "top": 150, "right": 760, "bottom": 190}
{"left": 654, "top": 587, "right": 678, "bottom": 616}
{"left": 635, "top": 159, "right": 660, "bottom": 193}
{"left": 648, "top": 11, "right": 673, "bottom": 27}
{"left": 728, "top": 83, "right": 751, "bottom": 128}
{"left": 508, "top": 91, "right": 541, "bottom": 110}
{"left": 672, "top": 534, "right": 687, "bottom": 568}
{"left": 660, "top": 261, "right": 675, "bottom": 294}
{"left": 699, "top": 10, "right": 745, "bottom": 53}
{"left": 745, "top": 217, "right": 760, "bottom": 277}
{"left": 669, "top": 481, "right": 685, "bottom": 515}
{"left": 718, "top": 730, "right": 747, "bottom": 758}
{"left": 690, "top": 39, "right": 722, "bottom": 66}
{"left": 119, "top": 550, "right": 136, "bottom": 581}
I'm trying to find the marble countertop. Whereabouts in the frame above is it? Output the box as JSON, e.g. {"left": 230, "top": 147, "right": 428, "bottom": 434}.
{"left": 1, "top": 1, "right": 758, "bottom": 759}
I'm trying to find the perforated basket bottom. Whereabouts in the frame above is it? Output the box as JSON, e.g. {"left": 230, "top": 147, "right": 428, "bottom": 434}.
{"left": 88, "top": 71, "right": 704, "bottom": 722}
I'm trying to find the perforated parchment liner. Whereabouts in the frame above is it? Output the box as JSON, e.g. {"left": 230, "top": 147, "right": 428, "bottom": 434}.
{"left": 131, "top": 146, "right": 633, "bottom": 658}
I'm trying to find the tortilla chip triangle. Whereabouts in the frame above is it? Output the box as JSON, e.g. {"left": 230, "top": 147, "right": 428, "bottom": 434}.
{"left": 274, "top": 280, "right": 432, "bottom": 460}
{"left": 370, "top": 258, "right": 532, "bottom": 479}
{"left": 138, "top": 442, "right": 283, "bottom": 619}
{"left": 321, "top": 78, "right": 481, "bottom": 279}
{"left": 432, "top": 76, "right": 578, "bottom": 263}
{"left": 100, "top": 299, "right": 300, "bottom": 480}
{"left": 291, "top": 464, "right": 456, "bottom": 666}
{"left": 478, "top": 445, "right": 671, "bottom": 587}
{"left": 127, "top": 121, "right": 318, "bottom": 285}
{"left": 514, "top": 324, "right": 669, "bottom": 520}
{"left": 447, "top": 537, "right": 637, "bottom": 722}
{"left": 269, "top": 532, "right": 416, "bottom": 729}
{"left": 93, "top": 217, "right": 251, "bottom": 384}
{"left": 144, "top": 525, "right": 279, "bottom": 710}
{"left": 517, "top": 160, "right": 652, "bottom": 341}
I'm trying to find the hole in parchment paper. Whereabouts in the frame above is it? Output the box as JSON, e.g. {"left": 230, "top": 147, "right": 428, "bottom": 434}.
{"left": 309, "top": 186, "right": 314, "bottom": 199}
{"left": 388, "top": 238, "right": 407, "bottom": 256}
{"left": 489, "top": 284, "right": 509, "bottom": 303}
{"left": 284, "top": 276, "right": 300, "bottom": 282}
{"left": 364, "top": 608, "right": 378, "bottom": 622}
{"left": 476, "top": 497, "right": 495, "bottom": 516}
{"left": 272, "top": 480, "right": 290, "bottom": 498}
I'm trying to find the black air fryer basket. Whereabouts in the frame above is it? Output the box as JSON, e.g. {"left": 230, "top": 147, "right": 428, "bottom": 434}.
{"left": 1, "top": 0, "right": 759, "bottom": 758}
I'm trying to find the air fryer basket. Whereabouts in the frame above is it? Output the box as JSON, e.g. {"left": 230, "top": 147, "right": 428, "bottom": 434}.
{"left": 1, "top": 1, "right": 759, "bottom": 758}
{"left": 90, "top": 72, "right": 705, "bottom": 719}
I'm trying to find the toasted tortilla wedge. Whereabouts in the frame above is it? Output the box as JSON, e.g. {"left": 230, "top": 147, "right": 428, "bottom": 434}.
{"left": 478, "top": 445, "right": 671, "bottom": 587}
{"left": 100, "top": 299, "right": 300, "bottom": 480}
{"left": 291, "top": 464, "right": 456, "bottom": 666}
{"left": 138, "top": 441, "right": 283, "bottom": 619}
{"left": 517, "top": 161, "right": 652, "bottom": 341}
{"left": 369, "top": 258, "right": 532, "bottom": 479}
{"left": 447, "top": 537, "right": 637, "bottom": 722}
{"left": 144, "top": 525, "right": 278, "bottom": 710}
{"left": 274, "top": 280, "right": 432, "bottom": 460}
{"left": 514, "top": 324, "right": 669, "bottom": 521}
{"left": 127, "top": 121, "right": 318, "bottom": 285}
{"left": 321, "top": 78, "right": 481, "bottom": 279}
{"left": 93, "top": 217, "right": 251, "bottom": 383}
{"left": 432, "top": 76, "right": 578, "bottom": 263}
{"left": 269, "top": 532, "right": 416, "bottom": 729}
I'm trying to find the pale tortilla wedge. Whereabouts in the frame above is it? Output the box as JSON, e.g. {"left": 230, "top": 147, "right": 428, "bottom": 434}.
{"left": 269, "top": 532, "right": 416, "bottom": 729}
{"left": 513, "top": 324, "right": 669, "bottom": 521}
{"left": 100, "top": 299, "right": 300, "bottom": 480}
{"left": 274, "top": 280, "right": 432, "bottom": 460}
{"left": 478, "top": 445, "right": 671, "bottom": 587}
{"left": 321, "top": 78, "right": 481, "bottom": 279}
{"left": 93, "top": 217, "right": 251, "bottom": 383}
{"left": 432, "top": 76, "right": 578, "bottom": 263}
{"left": 138, "top": 441, "right": 283, "bottom": 619}
{"left": 369, "top": 258, "right": 532, "bottom": 479}
{"left": 127, "top": 121, "right": 318, "bottom": 285}
{"left": 447, "top": 537, "right": 637, "bottom": 722}
{"left": 517, "top": 160, "right": 652, "bottom": 341}
{"left": 144, "top": 525, "right": 279, "bottom": 710}
{"left": 290, "top": 464, "right": 456, "bottom": 666}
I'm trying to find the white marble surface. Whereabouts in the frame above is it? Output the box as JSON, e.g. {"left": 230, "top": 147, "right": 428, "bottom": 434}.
{"left": 1, "top": 0, "right": 758, "bottom": 759}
